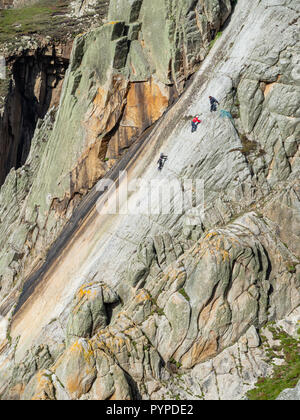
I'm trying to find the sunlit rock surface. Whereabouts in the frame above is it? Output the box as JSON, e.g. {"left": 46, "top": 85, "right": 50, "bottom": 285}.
{"left": 0, "top": 0, "right": 299, "bottom": 400}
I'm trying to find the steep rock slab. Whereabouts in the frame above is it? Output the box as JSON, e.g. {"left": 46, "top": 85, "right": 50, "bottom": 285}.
{"left": 0, "top": 0, "right": 231, "bottom": 320}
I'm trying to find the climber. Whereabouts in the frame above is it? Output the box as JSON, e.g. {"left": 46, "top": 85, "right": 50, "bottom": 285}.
{"left": 157, "top": 153, "right": 168, "bottom": 171}
{"left": 209, "top": 96, "right": 220, "bottom": 112}
{"left": 191, "top": 115, "right": 202, "bottom": 133}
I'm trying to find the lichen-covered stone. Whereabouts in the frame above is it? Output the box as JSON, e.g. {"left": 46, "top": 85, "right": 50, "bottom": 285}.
{"left": 66, "top": 282, "right": 119, "bottom": 344}
{"left": 53, "top": 339, "right": 96, "bottom": 400}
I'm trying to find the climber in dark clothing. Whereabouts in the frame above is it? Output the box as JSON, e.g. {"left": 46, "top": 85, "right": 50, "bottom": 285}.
{"left": 209, "top": 96, "right": 220, "bottom": 112}
{"left": 157, "top": 153, "right": 168, "bottom": 171}
{"left": 191, "top": 115, "right": 202, "bottom": 133}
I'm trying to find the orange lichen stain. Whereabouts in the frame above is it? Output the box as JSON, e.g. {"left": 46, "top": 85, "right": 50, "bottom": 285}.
{"left": 69, "top": 340, "right": 94, "bottom": 362}
{"left": 191, "top": 243, "right": 204, "bottom": 257}
{"left": 105, "top": 339, "right": 114, "bottom": 352}
{"left": 78, "top": 288, "right": 92, "bottom": 298}
{"left": 186, "top": 230, "right": 235, "bottom": 267}
{"left": 76, "top": 282, "right": 99, "bottom": 300}
{"left": 117, "top": 311, "right": 127, "bottom": 319}
{"left": 70, "top": 340, "right": 85, "bottom": 353}
{"left": 94, "top": 325, "right": 132, "bottom": 354}
{"left": 123, "top": 327, "right": 137, "bottom": 337}
{"left": 198, "top": 232, "right": 232, "bottom": 263}
{"left": 205, "top": 232, "right": 218, "bottom": 240}
{"left": 135, "top": 290, "right": 151, "bottom": 304}
{"left": 70, "top": 340, "right": 82, "bottom": 353}
{"left": 31, "top": 371, "right": 54, "bottom": 400}
{"left": 115, "top": 337, "right": 126, "bottom": 349}
{"left": 215, "top": 238, "right": 222, "bottom": 250}
{"left": 222, "top": 250, "right": 230, "bottom": 262}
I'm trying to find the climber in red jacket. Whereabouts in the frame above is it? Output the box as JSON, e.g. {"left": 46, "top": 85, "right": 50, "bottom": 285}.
{"left": 191, "top": 115, "right": 202, "bottom": 133}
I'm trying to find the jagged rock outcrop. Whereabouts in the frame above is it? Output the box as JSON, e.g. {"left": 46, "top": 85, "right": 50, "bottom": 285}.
{"left": 70, "top": 0, "right": 110, "bottom": 17}
{"left": 66, "top": 282, "right": 119, "bottom": 344}
{"left": 0, "top": 44, "right": 71, "bottom": 185}
{"left": 0, "top": 0, "right": 299, "bottom": 401}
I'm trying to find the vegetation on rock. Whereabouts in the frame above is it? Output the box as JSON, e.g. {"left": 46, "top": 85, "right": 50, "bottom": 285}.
{"left": 247, "top": 326, "right": 300, "bottom": 400}
{"left": 0, "top": 1, "right": 69, "bottom": 43}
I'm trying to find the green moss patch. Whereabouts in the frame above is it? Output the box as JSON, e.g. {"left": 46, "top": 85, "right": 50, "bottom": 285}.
{"left": 0, "top": 1, "right": 71, "bottom": 43}
{"left": 286, "top": 262, "right": 297, "bottom": 274}
{"left": 0, "top": 0, "right": 110, "bottom": 45}
{"left": 209, "top": 31, "right": 223, "bottom": 50}
{"left": 178, "top": 288, "right": 190, "bottom": 302}
{"left": 247, "top": 326, "right": 300, "bottom": 400}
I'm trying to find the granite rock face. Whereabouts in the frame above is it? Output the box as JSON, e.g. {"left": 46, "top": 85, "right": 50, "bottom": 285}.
{"left": 70, "top": 0, "right": 110, "bottom": 17}
{"left": 0, "top": 0, "right": 299, "bottom": 400}
{"left": 0, "top": 0, "right": 233, "bottom": 318}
